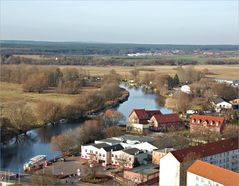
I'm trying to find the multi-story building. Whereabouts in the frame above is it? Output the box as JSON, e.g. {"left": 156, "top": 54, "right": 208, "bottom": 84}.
{"left": 160, "top": 137, "right": 238, "bottom": 186}
{"left": 152, "top": 148, "right": 174, "bottom": 164}
{"left": 128, "top": 109, "right": 162, "bottom": 124}
{"left": 189, "top": 115, "right": 225, "bottom": 133}
{"left": 149, "top": 113, "right": 184, "bottom": 131}
{"left": 187, "top": 160, "right": 239, "bottom": 186}
{"left": 111, "top": 148, "right": 148, "bottom": 169}
{"left": 81, "top": 143, "right": 109, "bottom": 161}
{"left": 81, "top": 134, "right": 156, "bottom": 168}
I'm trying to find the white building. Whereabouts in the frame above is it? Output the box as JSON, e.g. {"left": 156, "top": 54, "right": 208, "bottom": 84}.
{"left": 81, "top": 143, "right": 109, "bottom": 160}
{"left": 112, "top": 148, "right": 148, "bottom": 168}
{"left": 81, "top": 135, "right": 156, "bottom": 167}
{"left": 160, "top": 137, "right": 238, "bottom": 186}
{"left": 210, "top": 97, "right": 232, "bottom": 112}
{"left": 180, "top": 85, "right": 191, "bottom": 94}
{"left": 187, "top": 160, "right": 239, "bottom": 186}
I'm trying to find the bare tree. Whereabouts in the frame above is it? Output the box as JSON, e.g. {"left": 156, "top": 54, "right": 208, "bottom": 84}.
{"left": 37, "top": 101, "right": 63, "bottom": 124}
{"left": 51, "top": 130, "right": 77, "bottom": 153}
{"left": 3, "top": 102, "right": 36, "bottom": 135}
{"left": 222, "top": 125, "right": 239, "bottom": 139}
{"left": 105, "top": 126, "right": 124, "bottom": 138}
{"left": 101, "top": 109, "right": 125, "bottom": 127}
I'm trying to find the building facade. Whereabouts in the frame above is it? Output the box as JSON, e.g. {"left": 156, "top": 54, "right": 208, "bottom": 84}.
{"left": 149, "top": 113, "right": 184, "bottom": 131}
{"left": 187, "top": 160, "right": 239, "bottom": 186}
{"left": 189, "top": 115, "right": 225, "bottom": 133}
{"left": 159, "top": 138, "right": 239, "bottom": 186}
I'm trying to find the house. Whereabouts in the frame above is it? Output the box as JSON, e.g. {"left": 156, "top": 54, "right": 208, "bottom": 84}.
{"left": 181, "top": 85, "right": 191, "bottom": 94}
{"left": 159, "top": 137, "right": 239, "bottom": 186}
{"left": 149, "top": 113, "right": 184, "bottom": 131}
{"left": 189, "top": 114, "right": 225, "bottom": 133}
{"left": 123, "top": 164, "right": 159, "bottom": 184}
{"left": 152, "top": 148, "right": 174, "bottom": 164}
{"left": 98, "top": 144, "right": 124, "bottom": 166}
{"left": 112, "top": 148, "right": 148, "bottom": 169}
{"left": 187, "top": 160, "right": 239, "bottom": 186}
{"left": 128, "top": 109, "right": 162, "bottom": 124}
{"left": 81, "top": 135, "right": 156, "bottom": 168}
{"left": 81, "top": 143, "right": 110, "bottom": 161}
{"left": 210, "top": 97, "right": 232, "bottom": 112}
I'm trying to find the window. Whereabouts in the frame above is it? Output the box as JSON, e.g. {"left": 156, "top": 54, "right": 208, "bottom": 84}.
{"left": 112, "top": 154, "right": 114, "bottom": 157}
{"left": 85, "top": 149, "right": 87, "bottom": 152}
{"left": 90, "top": 150, "right": 93, "bottom": 153}
{"left": 196, "top": 176, "right": 199, "bottom": 181}
{"left": 95, "top": 151, "right": 98, "bottom": 154}
{"left": 103, "top": 154, "right": 105, "bottom": 157}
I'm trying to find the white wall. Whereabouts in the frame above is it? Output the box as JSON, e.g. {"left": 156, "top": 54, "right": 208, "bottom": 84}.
{"left": 216, "top": 102, "right": 232, "bottom": 109}
{"left": 160, "top": 153, "right": 181, "bottom": 186}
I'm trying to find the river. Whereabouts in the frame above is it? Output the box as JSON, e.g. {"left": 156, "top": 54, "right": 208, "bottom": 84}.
{"left": 0, "top": 85, "right": 172, "bottom": 172}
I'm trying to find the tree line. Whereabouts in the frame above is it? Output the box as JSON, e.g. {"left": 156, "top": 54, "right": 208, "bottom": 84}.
{"left": 0, "top": 69, "right": 128, "bottom": 142}
{"left": 1, "top": 55, "right": 201, "bottom": 66}
{"left": 0, "top": 65, "right": 92, "bottom": 94}
{"left": 51, "top": 109, "right": 125, "bottom": 153}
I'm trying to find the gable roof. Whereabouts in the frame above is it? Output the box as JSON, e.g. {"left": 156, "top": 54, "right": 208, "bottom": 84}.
{"left": 92, "top": 143, "right": 110, "bottom": 149}
{"left": 102, "top": 144, "right": 124, "bottom": 152}
{"left": 189, "top": 114, "right": 224, "bottom": 129}
{"left": 188, "top": 160, "right": 239, "bottom": 186}
{"left": 129, "top": 109, "right": 161, "bottom": 120}
{"left": 211, "top": 97, "right": 228, "bottom": 104}
{"left": 123, "top": 148, "right": 143, "bottom": 156}
{"left": 170, "top": 137, "right": 238, "bottom": 163}
{"left": 152, "top": 113, "right": 181, "bottom": 124}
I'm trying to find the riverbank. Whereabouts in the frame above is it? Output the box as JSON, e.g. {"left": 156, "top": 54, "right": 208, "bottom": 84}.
{"left": 1, "top": 87, "right": 129, "bottom": 144}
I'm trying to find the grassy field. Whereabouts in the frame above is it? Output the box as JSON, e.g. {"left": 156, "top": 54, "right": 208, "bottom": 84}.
{"left": 0, "top": 82, "right": 100, "bottom": 112}
{"left": 57, "top": 65, "right": 239, "bottom": 80}
{"left": 1, "top": 64, "right": 238, "bottom": 109}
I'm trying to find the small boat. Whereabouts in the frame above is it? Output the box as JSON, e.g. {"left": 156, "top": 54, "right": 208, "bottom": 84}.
{"left": 23, "top": 155, "right": 47, "bottom": 171}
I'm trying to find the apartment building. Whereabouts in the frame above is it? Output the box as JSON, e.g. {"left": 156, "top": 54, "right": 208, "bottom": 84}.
{"left": 187, "top": 160, "right": 239, "bottom": 186}
{"left": 160, "top": 137, "right": 238, "bottom": 186}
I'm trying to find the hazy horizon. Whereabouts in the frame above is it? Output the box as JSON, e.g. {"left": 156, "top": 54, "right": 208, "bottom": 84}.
{"left": 1, "top": 1, "right": 238, "bottom": 45}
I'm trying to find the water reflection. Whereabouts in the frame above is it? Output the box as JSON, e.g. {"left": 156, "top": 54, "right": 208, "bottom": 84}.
{"left": 1, "top": 85, "right": 172, "bottom": 171}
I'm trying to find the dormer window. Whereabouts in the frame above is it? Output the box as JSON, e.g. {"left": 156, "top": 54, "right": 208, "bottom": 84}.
{"left": 192, "top": 119, "right": 196, "bottom": 123}
{"left": 198, "top": 119, "right": 201, "bottom": 124}
{"left": 210, "top": 120, "right": 214, "bottom": 125}
{"left": 216, "top": 121, "right": 219, "bottom": 126}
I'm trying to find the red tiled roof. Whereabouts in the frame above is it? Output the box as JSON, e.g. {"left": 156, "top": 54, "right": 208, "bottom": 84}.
{"left": 129, "top": 109, "right": 161, "bottom": 120}
{"left": 152, "top": 113, "right": 181, "bottom": 124}
{"left": 189, "top": 115, "right": 224, "bottom": 129}
{"left": 188, "top": 160, "right": 239, "bottom": 186}
{"left": 145, "top": 110, "right": 162, "bottom": 118}
{"left": 171, "top": 137, "right": 238, "bottom": 163}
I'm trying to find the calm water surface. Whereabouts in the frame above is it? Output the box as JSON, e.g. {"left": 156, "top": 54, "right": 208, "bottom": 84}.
{"left": 0, "top": 85, "right": 172, "bottom": 171}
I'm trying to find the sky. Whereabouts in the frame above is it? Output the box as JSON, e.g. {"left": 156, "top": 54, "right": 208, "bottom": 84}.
{"left": 1, "top": 0, "right": 238, "bottom": 45}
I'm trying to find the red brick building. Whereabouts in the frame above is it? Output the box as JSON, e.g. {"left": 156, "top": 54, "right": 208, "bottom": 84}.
{"left": 149, "top": 113, "right": 183, "bottom": 131}
{"left": 189, "top": 115, "right": 225, "bottom": 133}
